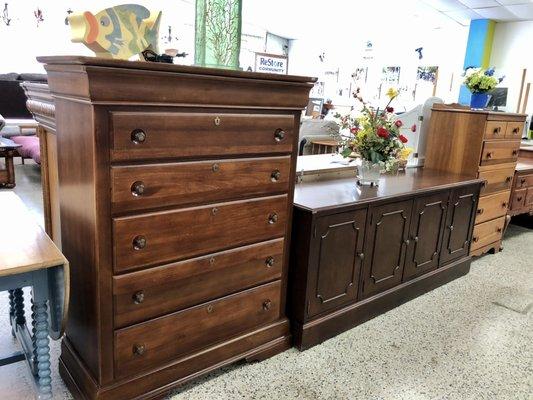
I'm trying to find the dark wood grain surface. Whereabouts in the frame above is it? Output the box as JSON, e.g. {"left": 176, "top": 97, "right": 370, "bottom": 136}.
{"left": 293, "top": 168, "right": 480, "bottom": 212}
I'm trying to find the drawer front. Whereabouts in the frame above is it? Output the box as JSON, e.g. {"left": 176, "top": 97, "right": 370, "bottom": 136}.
{"left": 511, "top": 188, "right": 527, "bottom": 210}
{"left": 114, "top": 280, "right": 281, "bottom": 379}
{"left": 111, "top": 112, "right": 295, "bottom": 161}
{"left": 475, "top": 191, "right": 510, "bottom": 224}
{"left": 471, "top": 216, "right": 506, "bottom": 252}
{"left": 527, "top": 188, "right": 533, "bottom": 206}
{"left": 111, "top": 156, "right": 291, "bottom": 213}
{"left": 113, "top": 239, "right": 284, "bottom": 327}
{"left": 479, "top": 141, "right": 520, "bottom": 166}
{"left": 504, "top": 121, "right": 523, "bottom": 139}
{"left": 484, "top": 121, "right": 506, "bottom": 140}
{"left": 478, "top": 167, "right": 515, "bottom": 195}
{"left": 515, "top": 173, "right": 533, "bottom": 189}
{"left": 113, "top": 195, "right": 288, "bottom": 272}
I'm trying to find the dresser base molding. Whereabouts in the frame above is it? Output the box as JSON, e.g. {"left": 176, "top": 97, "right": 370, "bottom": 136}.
{"left": 59, "top": 320, "right": 290, "bottom": 400}
{"left": 470, "top": 240, "right": 503, "bottom": 257}
{"left": 293, "top": 257, "right": 471, "bottom": 350}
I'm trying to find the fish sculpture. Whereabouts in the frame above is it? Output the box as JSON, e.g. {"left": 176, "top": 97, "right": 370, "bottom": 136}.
{"left": 68, "top": 4, "right": 161, "bottom": 59}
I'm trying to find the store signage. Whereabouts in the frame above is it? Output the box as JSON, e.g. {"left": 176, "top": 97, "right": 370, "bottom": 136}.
{"left": 255, "top": 53, "right": 288, "bottom": 74}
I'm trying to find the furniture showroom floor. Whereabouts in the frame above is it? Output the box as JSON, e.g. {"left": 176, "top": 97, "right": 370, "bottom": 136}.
{"left": 1, "top": 163, "right": 531, "bottom": 400}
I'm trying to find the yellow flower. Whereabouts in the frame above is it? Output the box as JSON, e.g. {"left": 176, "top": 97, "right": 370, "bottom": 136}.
{"left": 400, "top": 147, "right": 414, "bottom": 160}
{"left": 386, "top": 88, "right": 399, "bottom": 99}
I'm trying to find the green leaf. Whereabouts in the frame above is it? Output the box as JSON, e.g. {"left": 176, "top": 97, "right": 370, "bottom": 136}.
{"left": 341, "top": 147, "right": 352, "bottom": 157}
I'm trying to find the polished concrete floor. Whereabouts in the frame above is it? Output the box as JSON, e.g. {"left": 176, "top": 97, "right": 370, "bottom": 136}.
{"left": 0, "top": 163, "right": 531, "bottom": 400}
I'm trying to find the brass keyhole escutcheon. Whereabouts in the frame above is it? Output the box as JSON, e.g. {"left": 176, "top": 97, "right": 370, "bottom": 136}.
{"left": 211, "top": 207, "right": 219, "bottom": 216}
{"left": 132, "top": 235, "right": 147, "bottom": 250}
{"left": 212, "top": 163, "right": 220, "bottom": 172}
{"left": 207, "top": 305, "right": 214, "bottom": 313}
{"left": 214, "top": 116, "right": 221, "bottom": 126}
{"left": 209, "top": 257, "right": 215, "bottom": 265}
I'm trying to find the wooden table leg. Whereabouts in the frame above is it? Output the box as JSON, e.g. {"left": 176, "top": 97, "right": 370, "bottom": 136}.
{"left": 5, "top": 150, "right": 17, "bottom": 188}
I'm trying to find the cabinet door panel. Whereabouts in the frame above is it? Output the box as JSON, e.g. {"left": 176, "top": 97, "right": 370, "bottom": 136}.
{"left": 307, "top": 209, "right": 367, "bottom": 318}
{"left": 361, "top": 200, "right": 412, "bottom": 299}
{"left": 403, "top": 191, "right": 449, "bottom": 281}
{"left": 441, "top": 186, "right": 478, "bottom": 263}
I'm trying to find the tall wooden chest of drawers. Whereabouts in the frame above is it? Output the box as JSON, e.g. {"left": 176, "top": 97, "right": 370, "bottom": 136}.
{"left": 38, "top": 56, "right": 315, "bottom": 399}
{"left": 425, "top": 105, "right": 526, "bottom": 256}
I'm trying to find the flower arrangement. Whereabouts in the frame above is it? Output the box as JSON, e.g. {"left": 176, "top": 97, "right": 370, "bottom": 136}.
{"left": 332, "top": 88, "right": 414, "bottom": 172}
{"left": 463, "top": 67, "right": 503, "bottom": 93}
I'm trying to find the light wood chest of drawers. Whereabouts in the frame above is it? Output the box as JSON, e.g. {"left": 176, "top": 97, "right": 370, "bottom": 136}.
{"left": 37, "top": 56, "right": 314, "bottom": 400}
{"left": 424, "top": 105, "right": 527, "bottom": 256}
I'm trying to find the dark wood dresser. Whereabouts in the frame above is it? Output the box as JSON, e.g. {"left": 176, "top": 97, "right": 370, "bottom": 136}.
{"left": 37, "top": 56, "right": 314, "bottom": 399}
{"left": 289, "top": 169, "right": 481, "bottom": 350}
{"left": 424, "top": 105, "right": 527, "bottom": 256}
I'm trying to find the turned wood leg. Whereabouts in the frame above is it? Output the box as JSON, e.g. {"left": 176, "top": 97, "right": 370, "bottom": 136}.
{"left": 31, "top": 299, "right": 39, "bottom": 372}
{"left": 5, "top": 150, "right": 16, "bottom": 187}
{"left": 13, "top": 288, "right": 26, "bottom": 326}
{"left": 33, "top": 300, "right": 52, "bottom": 400}
{"left": 8, "top": 290, "right": 16, "bottom": 337}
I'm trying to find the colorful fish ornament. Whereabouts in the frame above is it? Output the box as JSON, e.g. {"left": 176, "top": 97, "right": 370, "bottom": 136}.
{"left": 68, "top": 4, "right": 161, "bottom": 59}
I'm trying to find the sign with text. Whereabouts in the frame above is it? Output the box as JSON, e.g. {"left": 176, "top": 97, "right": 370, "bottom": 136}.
{"left": 255, "top": 53, "right": 288, "bottom": 75}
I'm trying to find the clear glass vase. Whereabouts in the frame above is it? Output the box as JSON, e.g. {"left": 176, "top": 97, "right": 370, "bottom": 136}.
{"left": 194, "top": 0, "right": 242, "bottom": 69}
{"left": 357, "top": 160, "right": 381, "bottom": 186}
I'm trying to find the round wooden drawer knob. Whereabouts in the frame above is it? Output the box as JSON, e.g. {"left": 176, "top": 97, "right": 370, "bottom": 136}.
{"left": 131, "top": 181, "right": 145, "bottom": 196}
{"left": 268, "top": 213, "right": 278, "bottom": 224}
{"left": 131, "top": 129, "right": 146, "bottom": 144}
{"left": 132, "top": 343, "right": 145, "bottom": 356}
{"left": 271, "top": 170, "right": 281, "bottom": 182}
{"left": 477, "top": 208, "right": 484, "bottom": 214}
{"left": 274, "top": 129, "right": 285, "bottom": 142}
{"left": 265, "top": 256, "right": 275, "bottom": 267}
{"left": 132, "top": 235, "right": 147, "bottom": 250}
{"left": 473, "top": 236, "right": 479, "bottom": 243}
{"left": 263, "top": 300, "right": 272, "bottom": 310}
{"left": 132, "top": 290, "right": 145, "bottom": 304}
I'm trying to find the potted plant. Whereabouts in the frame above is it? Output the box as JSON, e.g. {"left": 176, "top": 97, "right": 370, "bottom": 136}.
{"left": 463, "top": 67, "right": 504, "bottom": 109}
{"left": 332, "top": 88, "right": 413, "bottom": 186}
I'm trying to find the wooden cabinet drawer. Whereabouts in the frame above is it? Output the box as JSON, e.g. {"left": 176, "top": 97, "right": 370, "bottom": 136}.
{"left": 110, "top": 112, "right": 295, "bottom": 161}
{"left": 111, "top": 156, "right": 291, "bottom": 213}
{"left": 504, "top": 121, "right": 524, "bottom": 139}
{"left": 515, "top": 173, "right": 533, "bottom": 189}
{"left": 113, "top": 239, "right": 284, "bottom": 327}
{"left": 475, "top": 191, "right": 510, "bottom": 224}
{"left": 511, "top": 188, "right": 527, "bottom": 210}
{"left": 479, "top": 141, "right": 520, "bottom": 166}
{"left": 527, "top": 188, "right": 533, "bottom": 206}
{"left": 114, "top": 280, "right": 281, "bottom": 379}
{"left": 484, "top": 121, "right": 506, "bottom": 140}
{"left": 478, "top": 167, "right": 514, "bottom": 195}
{"left": 471, "top": 216, "right": 505, "bottom": 252}
{"left": 113, "top": 194, "right": 288, "bottom": 272}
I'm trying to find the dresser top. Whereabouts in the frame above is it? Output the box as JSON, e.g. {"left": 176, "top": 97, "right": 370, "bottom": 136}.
{"left": 294, "top": 168, "right": 481, "bottom": 212}
{"left": 431, "top": 104, "right": 527, "bottom": 119}
{"left": 37, "top": 56, "right": 317, "bottom": 84}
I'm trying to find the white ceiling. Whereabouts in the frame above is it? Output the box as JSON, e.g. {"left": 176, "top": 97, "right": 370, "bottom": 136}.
{"left": 421, "top": 0, "right": 533, "bottom": 25}
{"left": 244, "top": 0, "right": 533, "bottom": 40}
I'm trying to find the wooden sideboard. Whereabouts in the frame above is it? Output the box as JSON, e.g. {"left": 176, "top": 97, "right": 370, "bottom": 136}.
{"left": 508, "top": 158, "right": 533, "bottom": 217}
{"left": 289, "top": 169, "right": 481, "bottom": 349}
{"left": 424, "top": 105, "right": 527, "bottom": 256}
{"left": 35, "top": 56, "right": 315, "bottom": 400}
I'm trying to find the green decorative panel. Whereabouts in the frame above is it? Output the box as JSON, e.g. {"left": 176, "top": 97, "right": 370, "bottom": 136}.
{"left": 195, "top": 0, "right": 242, "bottom": 69}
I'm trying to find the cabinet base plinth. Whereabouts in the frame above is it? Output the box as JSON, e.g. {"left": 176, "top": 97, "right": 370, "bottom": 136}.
{"left": 293, "top": 257, "right": 471, "bottom": 350}
{"left": 59, "top": 319, "right": 290, "bottom": 400}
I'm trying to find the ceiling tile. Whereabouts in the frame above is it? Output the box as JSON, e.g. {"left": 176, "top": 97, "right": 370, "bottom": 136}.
{"left": 422, "top": 0, "right": 468, "bottom": 11}
{"left": 458, "top": 0, "right": 499, "bottom": 8}
{"left": 474, "top": 5, "right": 521, "bottom": 19}
{"left": 506, "top": 3, "right": 533, "bottom": 18}
{"left": 444, "top": 8, "right": 484, "bottom": 24}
